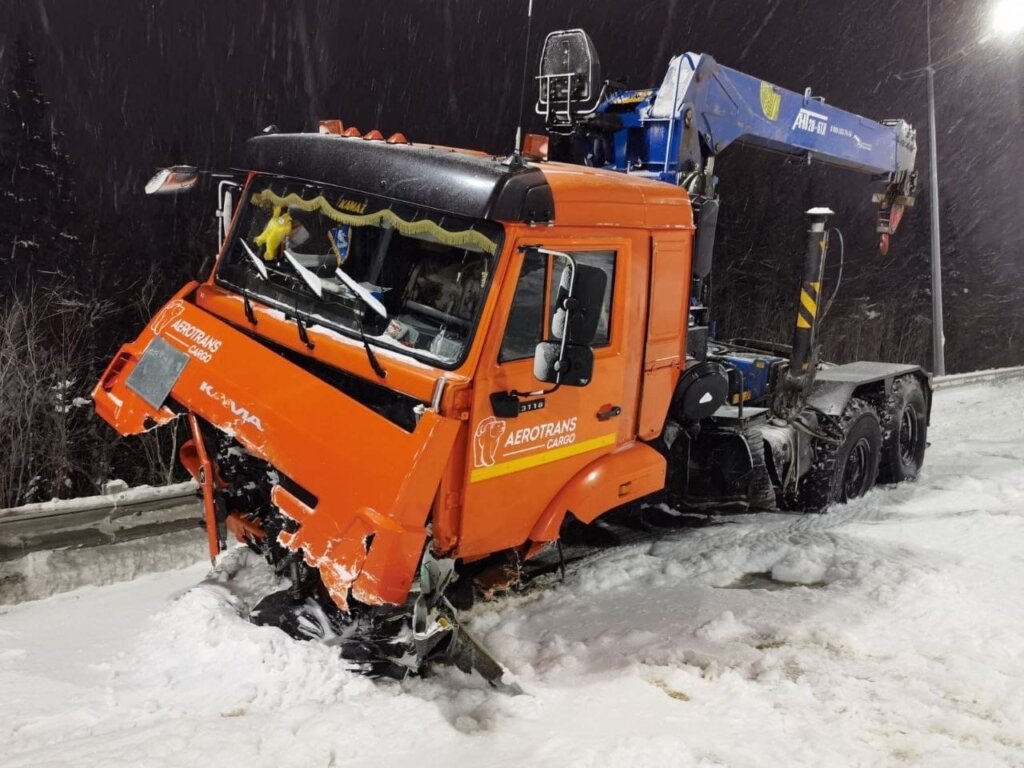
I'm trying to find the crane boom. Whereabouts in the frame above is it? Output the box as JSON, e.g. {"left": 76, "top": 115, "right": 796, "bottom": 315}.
{"left": 535, "top": 29, "right": 917, "bottom": 251}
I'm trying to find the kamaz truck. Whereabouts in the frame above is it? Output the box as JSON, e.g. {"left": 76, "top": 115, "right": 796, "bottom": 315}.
{"left": 94, "top": 30, "right": 929, "bottom": 685}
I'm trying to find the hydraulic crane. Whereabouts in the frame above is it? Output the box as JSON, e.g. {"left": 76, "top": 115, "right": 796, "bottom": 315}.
{"left": 535, "top": 28, "right": 917, "bottom": 254}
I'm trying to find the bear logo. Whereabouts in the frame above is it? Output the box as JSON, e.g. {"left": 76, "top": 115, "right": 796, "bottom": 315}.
{"left": 473, "top": 416, "right": 507, "bottom": 468}
{"left": 151, "top": 300, "right": 185, "bottom": 335}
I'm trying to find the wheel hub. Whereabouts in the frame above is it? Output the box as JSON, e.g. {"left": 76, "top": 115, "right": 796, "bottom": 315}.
{"left": 898, "top": 404, "right": 919, "bottom": 465}
{"left": 843, "top": 437, "right": 872, "bottom": 499}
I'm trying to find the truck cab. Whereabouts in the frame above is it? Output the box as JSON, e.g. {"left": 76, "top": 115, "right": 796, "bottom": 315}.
{"left": 95, "top": 130, "right": 702, "bottom": 615}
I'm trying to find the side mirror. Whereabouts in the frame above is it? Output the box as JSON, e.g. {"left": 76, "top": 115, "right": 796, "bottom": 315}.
{"left": 534, "top": 341, "right": 594, "bottom": 387}
{"left": 217, "top": 180, "right": 241, "bottom": 247}
{"left": 551, "top": 262, "right": 607, "bottom": 345}
{"left": 529, "top": 247, "right": 602, "bottom": 388}
{"left": 144, "top": 165, "right": 199, "bottom": 195}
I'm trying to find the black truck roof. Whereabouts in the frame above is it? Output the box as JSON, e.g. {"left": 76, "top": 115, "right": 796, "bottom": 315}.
{"left": 242, "top": 133, "right": 555, "bottom": 224}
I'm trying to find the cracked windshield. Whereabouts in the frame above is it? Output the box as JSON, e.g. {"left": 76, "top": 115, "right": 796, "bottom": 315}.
{"left": 217, "top": 180, "right": 502, "bottom": 367}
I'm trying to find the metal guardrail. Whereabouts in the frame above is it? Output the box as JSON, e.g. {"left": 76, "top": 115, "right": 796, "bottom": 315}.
{"left": 932, "top": 365, "right": 1024, "bottom": 389}
{"left": 0, "top": 365, "right": 1021, "bottom": 563}
{"left": 0, "top": 482, "right": 202, "bottom": 562}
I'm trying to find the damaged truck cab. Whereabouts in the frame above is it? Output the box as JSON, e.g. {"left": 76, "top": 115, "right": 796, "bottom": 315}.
{"left": 94, "top": 29, "right": 930, "bottom": 683}
{"left": 95, "top": 131, "right": 700, "bottom": 671}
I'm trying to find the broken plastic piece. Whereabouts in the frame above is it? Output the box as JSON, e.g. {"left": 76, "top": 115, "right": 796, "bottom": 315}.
{"left": 318, "top": 119, "right": 345, "bottom": 135}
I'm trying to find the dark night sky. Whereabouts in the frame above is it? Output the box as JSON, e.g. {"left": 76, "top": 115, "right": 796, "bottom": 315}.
{"left": 3, "top": 0, "right": 1023, "bottom": 371}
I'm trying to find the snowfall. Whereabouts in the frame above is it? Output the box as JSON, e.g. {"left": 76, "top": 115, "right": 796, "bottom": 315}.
{"left": 2, "top": 379, "right": 1023, "bottom": 768}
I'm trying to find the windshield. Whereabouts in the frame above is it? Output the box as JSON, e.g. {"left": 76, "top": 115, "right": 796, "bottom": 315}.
{"left": 216, "top": 178, "right": 503, "bottom": 368}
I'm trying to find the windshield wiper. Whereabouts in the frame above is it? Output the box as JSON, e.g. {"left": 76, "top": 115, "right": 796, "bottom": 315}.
{"left": 265, "top": 247, "right": 323, "bottom": 349}
{"left": 283, "top": 248, "right": 324, "bottom": 297}
{"left": 333, "top": 267, "right": 389, "bottom": 378}
{"left": 240, "top": 239, "right": 268, "bottom": 280}
{"left": 279, "top": 250, "right": 386, "bottom": 375}
{"left": 359, "top": 329, "right": 387, "bottom": 379}
{"left": 295, "top": 316, "right": 314, "bottom": 350}
{"left": 334, "top": 267, "right": 388, "bottom": 320}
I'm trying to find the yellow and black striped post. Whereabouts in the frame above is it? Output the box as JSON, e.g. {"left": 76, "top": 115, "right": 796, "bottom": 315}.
{"left": 788, "top": 207, "right": 833, "bottom": 376}
{"left": 773, "top": 207, "right": 833, "bottom": 420}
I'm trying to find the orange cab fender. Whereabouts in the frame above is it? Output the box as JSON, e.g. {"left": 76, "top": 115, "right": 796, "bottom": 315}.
{"left": 528, "top": 441, "right": 667, "bottom": 544}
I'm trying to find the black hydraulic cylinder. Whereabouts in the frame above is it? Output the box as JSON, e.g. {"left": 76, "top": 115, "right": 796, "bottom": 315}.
{"left": 773, "top": 207, "right": 832, "bottom": 420}
{"left": 788, "top": 207, "right": 833, "bottom": 375}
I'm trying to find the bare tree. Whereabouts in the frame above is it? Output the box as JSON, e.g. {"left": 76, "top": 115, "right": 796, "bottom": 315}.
{"left": 0, "top": 284, "right": 113, "bottom": 507}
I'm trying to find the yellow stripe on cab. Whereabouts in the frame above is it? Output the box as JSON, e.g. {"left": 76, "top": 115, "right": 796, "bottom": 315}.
{"left": 470, "top": 432, "right": 618, "bottom": 483}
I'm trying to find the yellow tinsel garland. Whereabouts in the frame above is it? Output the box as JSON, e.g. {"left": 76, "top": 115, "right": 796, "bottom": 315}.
{"left": 250, "top": 190, "right": 498, "bottom": 255}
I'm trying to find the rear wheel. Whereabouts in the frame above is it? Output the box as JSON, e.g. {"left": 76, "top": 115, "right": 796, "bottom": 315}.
{"left": 800, "top": 399, "right": 882, "bottom": 512}
{"left": 878, "top": 375, "right": 928, "bottom": 483}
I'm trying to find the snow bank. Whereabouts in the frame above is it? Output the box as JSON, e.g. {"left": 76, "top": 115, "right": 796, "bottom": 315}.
{"left": 1, "top": 380, "right": 1023, "bottom": 766}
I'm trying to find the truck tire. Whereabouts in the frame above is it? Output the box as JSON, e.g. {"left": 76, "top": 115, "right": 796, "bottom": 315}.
{"left": 877, "top": 375, "right": 928, "bottom": 484}
{"left": 799, "top": 399, "right": 881, "bottom": 512}
{"left": 745, "top": 427, "right": 778, "bottom": 510}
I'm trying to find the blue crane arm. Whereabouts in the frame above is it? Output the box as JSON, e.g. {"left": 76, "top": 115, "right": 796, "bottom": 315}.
{"left": 588, "top": 53, "right": 916, "bottom": 187}
{"left": 536, "top": 31, "right": 917, "bottom": 249}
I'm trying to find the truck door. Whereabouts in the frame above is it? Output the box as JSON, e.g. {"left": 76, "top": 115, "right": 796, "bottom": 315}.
{"left": 458, "top": 235, "right": 647, "bottom": 558}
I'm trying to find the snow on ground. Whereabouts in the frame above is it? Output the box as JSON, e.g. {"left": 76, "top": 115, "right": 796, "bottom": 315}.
{"left": 1, "top": 381, "right": 1023, "bottom": 767}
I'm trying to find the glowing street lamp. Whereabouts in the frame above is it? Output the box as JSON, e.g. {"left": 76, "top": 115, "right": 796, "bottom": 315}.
{"left": 901, "top": 0, "right": 1022, "bottom": 376}
{"left": 990, "top": 0, "right": 1024, "bottom": 38}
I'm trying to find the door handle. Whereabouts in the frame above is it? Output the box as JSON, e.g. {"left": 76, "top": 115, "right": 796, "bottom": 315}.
{"left": 597, "top": 405, "right": 622, "bottom": 421}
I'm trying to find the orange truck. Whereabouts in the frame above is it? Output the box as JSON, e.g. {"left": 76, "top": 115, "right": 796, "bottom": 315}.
{"left": 93, "top": 30, "right": 928, "bottom": 684}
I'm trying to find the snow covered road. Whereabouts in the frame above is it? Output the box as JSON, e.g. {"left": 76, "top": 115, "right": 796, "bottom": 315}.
{"left": 2, "top": 380, "right": 1023, "bottom": 767}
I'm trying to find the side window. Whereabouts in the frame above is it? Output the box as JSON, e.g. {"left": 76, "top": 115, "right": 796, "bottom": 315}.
{"left": 549, "top": 250, "right": 615, "bottom": 346}
{"left": 499, "top": 249, "right": 616, "bottom": 362}
{"left": 498, "top": 250, "right": 545, "bottom": 362}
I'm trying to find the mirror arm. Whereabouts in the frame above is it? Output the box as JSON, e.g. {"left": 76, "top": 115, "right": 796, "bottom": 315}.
{"left": 535, "top": 247, "right": 577, "bottom": 385}
{"left": 518, "top": 246, "right": 593, "bottom": 391}
{"left": 510, "top": 383, "right": 560, "bottom": 399}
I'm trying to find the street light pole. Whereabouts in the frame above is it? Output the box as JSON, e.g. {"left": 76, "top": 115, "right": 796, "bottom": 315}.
{"left": 909, "top": 0, "right": 1023, "bottom": 375}
{"left": 926, "top": 0, "right": 946, "bottom": 376}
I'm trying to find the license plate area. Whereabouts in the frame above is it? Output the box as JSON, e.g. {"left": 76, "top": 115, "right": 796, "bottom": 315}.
{"left": 126, "top": 336, "right": 190, "bottom": 409}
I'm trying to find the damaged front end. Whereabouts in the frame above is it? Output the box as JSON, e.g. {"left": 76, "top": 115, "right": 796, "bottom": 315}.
{"left": 92, "top": 288, "right": 498, "bottom": 680}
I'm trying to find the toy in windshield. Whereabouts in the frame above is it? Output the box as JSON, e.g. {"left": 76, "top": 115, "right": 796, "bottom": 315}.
{"left": 253, "top": 206, "right": 293, "bottom": 261}
{"left": 228, "top": 185, "right": 498, "bottom": 365}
